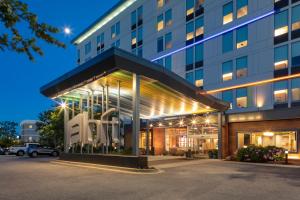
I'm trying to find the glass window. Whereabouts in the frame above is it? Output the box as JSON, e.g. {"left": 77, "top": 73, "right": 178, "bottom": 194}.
{"left": 116, "top": 22, "right": 120, "bottom": 35}
{"left": 137, "top": 6, "right": 143, "bottom": 24}
{"left": 237, "top": 0, "right": 248, "bottom": 19}
{"left": 157, "top": 36, "right": 164, "bottom": 52}
{"left": 165, "top": 32, "right": 172, "bottom": 49}
{"left": 274, "top": 45, "right": 288, "bottom": 70}
{"left": 195, "top": 68, "right": 203, "bottom": 87}
{"left": 292, "top": 41, "right": 300, "bottom": 68}
{"left": 222, "top": 90, "right": 233, "bottom": 108}
{"left": 111, "top": 25, "right": 116, "bottom": 39}
{"left": 195, "top": 44, "right": 203, "bottom": 63}
{"left": 138, "top": 46, "right": 143, "bottom": 57}
{"left": 165, "top": 56, "right": 172, "bottom": 71}
{"left": 222, "top": 61, "right": 233, "bottom": 81}
{"left": 292, "top": 5, "right": 300, "bottom": 32}
{"left": 131, "top": 10, "right": 137, "bottom": 26}
{"left": 186, "top": 72, "right": 194, "bottom": 84}
{"left": 137, "top": 27, "right": 143, "bottom": 44}
{"left": 157, "top": 0, "right": 164, "bottom": 8}
{"left": 222, "top": 31, "right": 233, "bottom": 53}
{"left": 186, "top": 21, "right": 194, "bottom": 41}
{"left": 165, "top": 9, "right": 172, "bottom": 27}
{"left": 236, "top": 88, "right": 248, "bottom": 108}
{"left": 195, "top": 17, "right": 204, "bottom": 38}
{"left": 186, "top": 0, "right": 195, "bottom": 16}
{"left": 186, "top": 47, "right": 194, "bottom": 66}
{"left": 223, "top": 2, "right": 233, "bottom": 25}
{"left": 157, "top": 14, "right": 164, "bottom": 31}
{"left": 131, "top": 31, "right": 137, "bottom": 47}
{"left": 274, "top": 10, "right": 288, "bottom": 37}
{"left": 236, "top": 56, "right": 248, "bottom": 78}
{"left": 292, "top": 78, "right": 300, "bottom": 102}
{"left": 77, "top": 49, "right": 80, "bottom": 60}
{"left": 274, "top": 81, "right": 288, "bottom": 104}
{"left": 85, "top": 42, "right": 91, "bottom": 55}
{"left": 236, "top": 26, "right": 248, "bottom": 49}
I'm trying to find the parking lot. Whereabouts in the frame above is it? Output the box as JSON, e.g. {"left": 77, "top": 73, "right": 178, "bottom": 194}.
{"left": 0, "top": 155, "right": 300, "bottom": 200}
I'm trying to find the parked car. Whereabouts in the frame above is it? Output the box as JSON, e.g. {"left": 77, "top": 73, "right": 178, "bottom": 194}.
{"left": 0, "top": 147, "right": 9, "bottom": 155}
{"left": 27, "top": 145, "right": 59, "bottom": 158}
{"left": 9, "top": 143, "right": 40, "bottom": 156}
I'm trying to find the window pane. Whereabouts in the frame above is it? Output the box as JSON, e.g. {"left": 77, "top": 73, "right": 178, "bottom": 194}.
{"left": 165, "top": 56, "right": 172, "bottom": 71}
{"left": 137, "top": 6, "right": 143, "bottom": 23}
{"left": 236, "top": 56, "right": 248, "bottom": 78}
{"left": 165, "top": 32, "right": 172, "bottom": 49}
{"left": 274, "top": 81, "right": 288, "bottom": 103}
{"left": 186, "top": 0, "right": 195, "bottom": 16}
{"left": 195, "top": 44, "right": 203, "bottom": 62}
{"left": 195, "top": 69, "right": 203, "bottom": 87}
{"left": 186, "top": 47, "right": 194, "bottom": 66}
{"left": 236, "top": 88, "right": 248, "bottom": 108}
{"left": 131, "top": 10, "right": 136, "bottom": 26}
{"left": 195, "top": 17, "right": 204, "bottom": 37}
{"left": 236, "top": 26, "right": 248, "bottom": 49}
{"left": 186, "top": 72, "right": 194, "bottom": 84}
{"left": 292, "top": 41, "right": 300, "bottom": 67}
{"left": 157, "top": 0, "right": 164, "bottom": 8}
{"left": 274, "top": 10, "right": 288, "bottom": 37}
{"left": 116, "top": 22, "right": 120, "bottom": 35}
{"left": 274, "top": 45, "right": 288, "bottom": 70}
{"left": 186, "top": 21, "right": 194, "bottom": 41}
{"left": 223, "top": 31, "right": 233, "bottom": 53}
{"left": 223, "top": 2, "right": 233, "bottom": 24}
{"left": 292, "top": 5, "right": 300, "bottom": 31}
{"left": 222, "top": 90, "right": 233, "bottom": 108}
{"left": 157, "top": 14, "right": 164, "bottom": 31}
{"left": 137, "top": 27, "right": 143, "bottom": 43}
{"left": 237, "top": 0, "right": 248, "bottom": 18}
{"left": 157, "top": 36, "right": 164, "bottom": 52}
{"left": 85, "top": 42, "right": 91, "bottom": 55}
{"left": 292, "top": 78, "right": 300, "bottom": 102}
{"left": 222, "top": 61, "right": 233, "bottom": 81}
{"left": 165, "top": 9, "right": 172, "bottom": 27}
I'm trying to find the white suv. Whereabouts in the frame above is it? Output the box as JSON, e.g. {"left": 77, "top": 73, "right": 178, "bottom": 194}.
{"left": 9, "top": 143, "right": 40, "bottom": 156}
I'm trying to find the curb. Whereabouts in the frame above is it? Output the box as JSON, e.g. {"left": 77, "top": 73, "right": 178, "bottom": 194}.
{"left": 225, "top": 161, "right": 300, "bottom": 169}
{"left": 51, "top": 160, "right": 162, "bottom": 174}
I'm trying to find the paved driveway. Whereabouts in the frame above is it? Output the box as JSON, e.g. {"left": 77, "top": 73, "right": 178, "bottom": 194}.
{"left": 0, "top": 155, "right": 299, "bottom": 200}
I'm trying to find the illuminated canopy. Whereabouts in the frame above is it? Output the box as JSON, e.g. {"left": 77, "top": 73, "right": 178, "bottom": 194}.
{"left": 40, "top": 48, "right": 229, "bottom": 119}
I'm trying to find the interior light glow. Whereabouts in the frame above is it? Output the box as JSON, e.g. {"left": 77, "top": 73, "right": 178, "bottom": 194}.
{"left": 152, "top": 10, "right": 275, "bottom": 62}
{"left": 263, "top": 132, "right": 274, "bottom": 137}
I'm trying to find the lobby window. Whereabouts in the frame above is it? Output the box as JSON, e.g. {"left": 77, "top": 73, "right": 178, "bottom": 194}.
{"left": 236, "top": 26, "right": 248, "bottom": 49}
{"left": 274, "top": 10, "right": 288, "bottom": 44}
{"left": 236, "top": 88, "right": 248, "bottom": 108}
{"left": 157, "top": 36, "right": 164, "bottom": 53}
{"left": 195, "top": 68, "right": 204, "bottom": 88}
{"left": 274, "top": 81, "right": 288, "bottom": 104}
{"left": 237, "top": 0, "right": 248, "bottom": 19}
{"left": 165, "top": 56, "right": 172, "bottom": 71}
{"left": 292, "top": 78, "right": 300, "bottom": 103}
{"left": 97, "top": 33, "right": 105, "bottom": 54}
{"left": 222, "top": 31, "right": 233, "bottom": 53}
{"left": 236, "top": 56, "right": 248, "bottom": 78}
{"left": 85, "top": 41, "right": 91, "bottom": 55}
{"left": 292, "top": 5, "right": 300, "bottom": 39}
{"left": 165, "top": 9, "right": 173, "bottom": 27}
{"left": 222, "top": 90, "right": 233, "bottom": 108}
{"left": 186, "top": 21, "right": 194, "bottom": 44}
{"left": 186, "top": 0, "right": 195, "bottom": 21}
{"left": 157, "top": 14, "right": 164, "bottom": 32}
{"left": 165, "top": 32, "right": 172, "bottom": 50}
{"left": 111, "top": 21, "right": 120, "bottom": 39}
{"left": 186, "top": 47, "right": 194, "bottom": 71}
{"left": 292, "top": 41, "right": 300, "bottom": 73}
{"left": 195, "top": 17, "right": 204, "bottom": 41}
{"left": 186, "top": 71, "right": 194, "bottom": 84}
{"left": 195, "top": 44, "right": 203, "bottom": 68}
{"left": 137, "top": 6, "right": 143, "bottom": 26}
{"left": 223, "top": 2, "right": 233, "bottom": 25}
{"left": 222, "top": 61, "right": 233, "bottom": 82}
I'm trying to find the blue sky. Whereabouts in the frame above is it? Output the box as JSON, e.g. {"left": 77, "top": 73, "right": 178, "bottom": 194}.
{"left": 0, "top": 0, "right": 119, "bottom": 125}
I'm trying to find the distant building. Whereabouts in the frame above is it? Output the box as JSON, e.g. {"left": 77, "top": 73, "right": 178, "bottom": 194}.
{"left": 20, "top": 120, "right": 40, "bottom": 143}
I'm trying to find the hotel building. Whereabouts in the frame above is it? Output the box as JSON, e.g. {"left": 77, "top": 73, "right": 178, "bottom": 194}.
{"left": 41, "top": 0, "right": 300, "bottom": 158}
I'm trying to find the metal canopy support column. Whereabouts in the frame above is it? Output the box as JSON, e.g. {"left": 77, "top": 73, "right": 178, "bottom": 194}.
{"left": 105, "top": 85, "right": 109, "bottom": 154}
{"left": 64, "top": 100, "right": 70, "bottom": 153}
{"left": 91, "top": 91, "right": 94, "bottom": 120}
{"left": 132, "top": 73, "right": 140, "bottom": 156}
{"left": 217, "top": 112, "right": 223, "bottom": 159}
{"left": 117, "top": 81, "right": 121, "bottom": 152}
{"left": 146, "top": 120, "right": 150, "bottom": 156}
{"left": 79, "top": 95, "right": 83, "bottom": 113}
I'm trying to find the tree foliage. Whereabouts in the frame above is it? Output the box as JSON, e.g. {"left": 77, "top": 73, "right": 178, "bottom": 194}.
{"left": 0, "top": 0, "right": 65, "bottom": 60}
{"left": 36, "top": 108, "right": 64, "bottom": 148}
{"left": 0, "top": 121, "right": 18, "bottom": 147}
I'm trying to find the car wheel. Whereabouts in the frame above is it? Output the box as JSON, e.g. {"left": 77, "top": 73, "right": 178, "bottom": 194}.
{"left": 17, "top": 151, "right": 24, "bottom": 156}
{"left": 51, "top": 151, "right": 58, "bottom": 157}
{"left": 31, "top": 151, "right": 38, "bottom": 158}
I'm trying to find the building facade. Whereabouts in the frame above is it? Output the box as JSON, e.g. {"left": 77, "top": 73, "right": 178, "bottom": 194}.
{"left": 69, "top": 0, "right": 300, "bottom": 158}
{"left": 20, "top": 120, "right": 40, "bottom": 143}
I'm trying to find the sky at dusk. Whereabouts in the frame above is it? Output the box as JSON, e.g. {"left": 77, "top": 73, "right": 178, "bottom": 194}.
{"left": 0, "top": 0, "right": 119, "bottom": 126}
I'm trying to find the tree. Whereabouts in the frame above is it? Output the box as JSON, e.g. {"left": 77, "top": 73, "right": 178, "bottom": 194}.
{"left": 0, "top": 121, "right": 18, "bottom": 147}
{"left": 36, "top": 108, "right": 64, "bottom": 148}
{"left": 0, "top": 0, "right": 65, "bottom": 60}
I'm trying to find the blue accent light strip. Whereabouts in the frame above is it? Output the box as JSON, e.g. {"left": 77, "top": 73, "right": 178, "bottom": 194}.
{"left": 151, "top": 10, "right": 275, "bottom": 62}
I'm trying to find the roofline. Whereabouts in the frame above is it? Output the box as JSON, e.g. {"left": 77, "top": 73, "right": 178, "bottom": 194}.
{"left": 40, "top": 47, "right": 230, "bottom": 112}
{"left": 71, "top": 0, "right": 136, "bottom": 45}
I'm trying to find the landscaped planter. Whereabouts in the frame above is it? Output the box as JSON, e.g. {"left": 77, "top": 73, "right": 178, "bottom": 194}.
{"left": 60, "top": 153, "right": 148, "bottom": 169}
